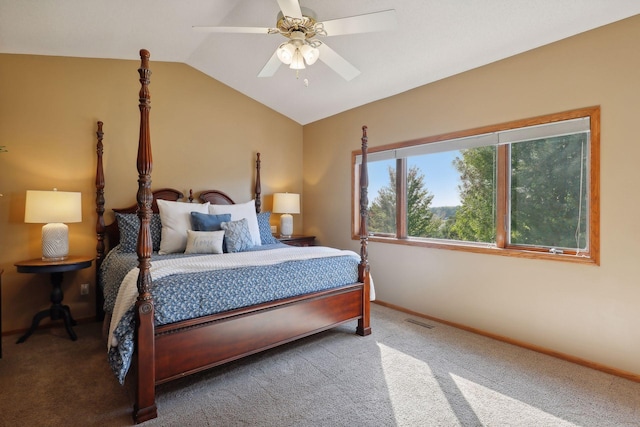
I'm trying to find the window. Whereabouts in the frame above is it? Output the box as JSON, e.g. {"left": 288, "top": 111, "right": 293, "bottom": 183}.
{"left": 353, "top": 107, "right": 600, "bottom": 264}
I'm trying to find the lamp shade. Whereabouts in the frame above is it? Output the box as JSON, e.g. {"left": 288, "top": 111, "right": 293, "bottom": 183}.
{"left": 25, "top": 190, "right": 82, "bottom": 261}
{"left": 273, "top": 193, "right": 300, "bottom": 237}
{"left": 273, "top": 193, "right": 300, "bottom": 214}
{"left": 25, "top": 190, "right": 82, "bottom": 223}
{"left": 289, "top": 50, "right": 306, "bottom": 70}
{"left": 299, "top": 44, "right": 319, "bottom": 65}
{"left": 277, "top": 43, "right": 295, "bottom": 65}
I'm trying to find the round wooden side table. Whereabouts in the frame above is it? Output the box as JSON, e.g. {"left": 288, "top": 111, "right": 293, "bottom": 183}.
{"left": 15, "top": 256, "right": 93, "bottom": 343}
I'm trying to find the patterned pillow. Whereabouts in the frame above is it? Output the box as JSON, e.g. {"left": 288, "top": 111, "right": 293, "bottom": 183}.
{"left": 257, "top": 212, "right": 279, "bottom": 245}
{"left": 209, "top": 200, "right": 261, "bottom": 247}
{"left": 115, "top": 213, "right": 162, "bottom": 253}
{"left": 220, "top": 218, "right": 254, "bottom": 253}
{"left": 184, "top": 230, "right": 225, "bottom": 254}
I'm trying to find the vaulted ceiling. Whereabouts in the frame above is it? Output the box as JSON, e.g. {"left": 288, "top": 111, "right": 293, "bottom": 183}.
{"left": 2, "top": 1, "right": 639, "bottom": 124}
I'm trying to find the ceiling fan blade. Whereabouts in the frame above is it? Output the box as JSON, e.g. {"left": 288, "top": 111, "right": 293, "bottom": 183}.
{"left": 277, "top": 0, "right": 303, "bottom": 19}
{"left": 192, "top": 26, "right": 270, "bottom": 34}
{"left": 258, "top": 51, "right": 282, "bottom": 78}
{"left": 321, "top": 9, "right": 397, "bottom": 36}
{"left": 317, "top": 43, "right": 360, "bottom": 81}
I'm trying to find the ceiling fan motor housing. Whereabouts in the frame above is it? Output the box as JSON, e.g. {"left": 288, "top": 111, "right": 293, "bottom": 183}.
{"left": 276, "top": 7, "right": 323, "bottom": 39}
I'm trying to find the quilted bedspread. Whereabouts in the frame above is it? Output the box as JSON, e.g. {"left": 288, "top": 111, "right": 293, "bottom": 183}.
{"left": 102, "top": 245, "right": 363, "bottom": 383}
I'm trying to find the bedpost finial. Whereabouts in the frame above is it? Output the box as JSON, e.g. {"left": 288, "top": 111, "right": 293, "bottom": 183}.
{"left": 361, "top": 125, "right": 368, "bottom": 150}
{"left": 140, "top": 49, "right": 150, "bottom": 71}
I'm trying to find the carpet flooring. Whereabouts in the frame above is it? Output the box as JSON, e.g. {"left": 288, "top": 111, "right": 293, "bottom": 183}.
{"left": 0, "top": 304, "right": 638, "bottom": 426}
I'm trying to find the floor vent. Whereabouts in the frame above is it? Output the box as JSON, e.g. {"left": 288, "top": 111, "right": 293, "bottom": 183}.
{"left": 405, "top": 318, "right": 435, "bottom": 329}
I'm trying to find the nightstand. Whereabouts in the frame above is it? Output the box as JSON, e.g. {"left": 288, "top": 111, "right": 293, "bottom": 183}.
{"left": 277, "top": 235, "right": 316, "bottom": 247}
{"left": 15, "top": 256, "right": 93, "bottom": 343}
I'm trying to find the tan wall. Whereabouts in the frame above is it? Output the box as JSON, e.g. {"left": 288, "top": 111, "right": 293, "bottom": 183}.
{"left": 304, "top": 15, "right": 640, "bottom": 376}
{"left": 0, "top": 54, "right": 302, "bottom": 333}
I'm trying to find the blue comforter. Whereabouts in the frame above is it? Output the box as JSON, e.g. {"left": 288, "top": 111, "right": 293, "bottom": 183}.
{"left": 100, "top": 244, "right": 361, "bottom": 383}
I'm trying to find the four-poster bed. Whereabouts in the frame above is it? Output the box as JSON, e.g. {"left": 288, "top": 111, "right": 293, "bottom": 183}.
{"left": 95, "top": 49, "right": 372, "bottom": 424}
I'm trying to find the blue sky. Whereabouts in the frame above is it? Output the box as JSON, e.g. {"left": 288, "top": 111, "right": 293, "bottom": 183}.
{"left": 368, "top": 151, "right": 462, "bottom": 208}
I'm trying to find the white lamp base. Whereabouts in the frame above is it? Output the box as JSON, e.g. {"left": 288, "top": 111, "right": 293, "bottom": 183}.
{"left": 41, "top": 222, "right": 69, "bottom": 261}
{"left": 280, "top": 214, "right": 293, "bottom": 238}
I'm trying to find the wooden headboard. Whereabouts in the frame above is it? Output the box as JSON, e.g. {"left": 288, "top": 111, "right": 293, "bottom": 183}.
{"left": 105, "top": 188, "right": 185, "bottom": 250}
{"left": 94, "top": 120, "right": 263, "bottom": 319}
{"left": 104, "top": 188, "right": 260, "bottom": 250}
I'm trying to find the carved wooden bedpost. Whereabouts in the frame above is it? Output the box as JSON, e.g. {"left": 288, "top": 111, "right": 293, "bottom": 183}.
{"left": 95, "top": 121, "right": 106, "bottom": 321}
{"left": 255, "top": 152, "right": 262, "bottom": 213}
{"left": 133, "top": 49, "right": 157, "bottom": 424}
{"left": 357, "top": 125, "right": 372, "bottom": 336}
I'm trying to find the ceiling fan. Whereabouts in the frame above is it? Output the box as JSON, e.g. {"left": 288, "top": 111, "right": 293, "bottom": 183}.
{"left": 193, "top": 0, "right": 397, "bottom": 81}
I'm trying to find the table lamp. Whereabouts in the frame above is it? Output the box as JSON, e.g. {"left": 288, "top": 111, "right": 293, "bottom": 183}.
{"left": 273, "top": 193, "right": 300, "bottom": 238}
{"left": 25, "top": 189, "right": 82, "bottom": 261}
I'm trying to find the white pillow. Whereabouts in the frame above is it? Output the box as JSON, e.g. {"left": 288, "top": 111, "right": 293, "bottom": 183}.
{"left": 184, "top": 230, "right": 224, "bottom": 254}
{"left": 157, "top": 199, "right": 210, "bottom": 254}
{"left": 209, "top": 200, "right": 261, "bottom": 247}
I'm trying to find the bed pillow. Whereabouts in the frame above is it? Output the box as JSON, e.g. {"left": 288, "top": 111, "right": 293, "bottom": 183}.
{"left": 190, "top": 212, "right": 231, "bottom": 231}
{"left": 209, "top": 200, "right": 261, "bottom": 247}
{"left": 257, "top": 212, "right": 279, "bottom": 245}
{"left": 191, "top": 211, "right": 232, "bottom": 252}
{"left": 184, "top": 230, "right": 225, "bottom": 254}
{"left": 220, "top": 218, "right": 254, "bottom": 253}
{"left": 157, "top": 199, "right": 210, "bottom": 254}
{"left": 115, "top": 212, "right": 162, "bottom": 253}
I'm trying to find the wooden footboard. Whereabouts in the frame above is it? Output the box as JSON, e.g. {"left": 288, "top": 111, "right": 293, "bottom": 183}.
{"left": 97, "top": 50, "right": 371, "bottom": 424}
{"left": 154, "top": 284, "right": 365, "bottom": 383}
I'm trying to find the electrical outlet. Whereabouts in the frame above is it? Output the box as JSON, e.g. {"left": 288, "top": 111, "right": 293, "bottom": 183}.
{"left": 80, "top": 283, "right": 89, "bottom": 296}
{"left": 270, "top": 225, "right": 277, "bottom": 234}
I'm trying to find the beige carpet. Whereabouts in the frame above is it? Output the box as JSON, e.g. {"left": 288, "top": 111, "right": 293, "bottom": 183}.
{"left": 1, "top": 304, "right": 639, "bottom": 426}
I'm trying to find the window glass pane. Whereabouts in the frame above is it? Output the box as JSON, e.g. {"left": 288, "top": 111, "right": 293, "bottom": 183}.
{"left": 406, "top": 147, "right": 496, "bottom": 244}
{"left": 449, "top": 146, "right": 497, "bottom": 244}
{"left": 406, "top": 151, "right": 460, "bottom": 239}
{"left": 509, "top": 133, "right": 589, "bottom": 250}
{"left": 367, "top": 159, "right": 397, "bottom": 235}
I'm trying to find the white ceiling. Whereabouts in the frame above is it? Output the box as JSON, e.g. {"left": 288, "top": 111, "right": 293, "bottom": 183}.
{"left": 2, "top": 1, "right": 639, "bottom": 125}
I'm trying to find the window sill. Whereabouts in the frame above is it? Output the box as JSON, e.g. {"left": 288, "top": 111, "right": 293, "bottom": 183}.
{"left": 355, "top": 235, "right": 598, "bottom": 265}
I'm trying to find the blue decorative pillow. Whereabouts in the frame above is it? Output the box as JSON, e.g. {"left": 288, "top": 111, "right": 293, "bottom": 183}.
{"left": 190, "top": 212, "right": 231, "bottom": 231}
{"left": 115, "top": 212, "right": 162, "bottom": 253}
{"left": 257, "top": 212, "right": 279, "bottom": 245}
{"left": 220, "top": 218, "right": 254, "bottom": 253}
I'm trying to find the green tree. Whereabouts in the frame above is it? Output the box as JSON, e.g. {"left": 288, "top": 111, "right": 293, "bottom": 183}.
{"left": 368, "top": 166, "right": 397, "bottom": 234}
{"left": 451, "top": 135, "right": 588, "bottom": 248}
{"left": 368, "top": 165, "right": 440, "bottom": 237}
{"left": 510, "top": 134, "right": 588, "bottom": 248}
{"left": 451, "top": 146, "right": 496, "bottom": 243}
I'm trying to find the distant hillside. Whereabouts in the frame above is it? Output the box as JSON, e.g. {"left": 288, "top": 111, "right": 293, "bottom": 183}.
{"left": 430, "top": 206, "right": 458, "bottom": 219}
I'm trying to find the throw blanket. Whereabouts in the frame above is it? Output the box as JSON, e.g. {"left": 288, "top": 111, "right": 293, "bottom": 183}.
{"left": 108, "top": 246, "right": 361, "bottom": 349}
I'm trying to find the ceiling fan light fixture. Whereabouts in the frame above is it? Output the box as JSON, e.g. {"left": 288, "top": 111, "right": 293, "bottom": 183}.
{"left": 289, "top": 49, "right": 306, "bottom": 70}
{"left": 277, "top": 42, "right": 296, "bottom": 64}
{"left": 299, "top": 44, "right": 319, "bottom": 65}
